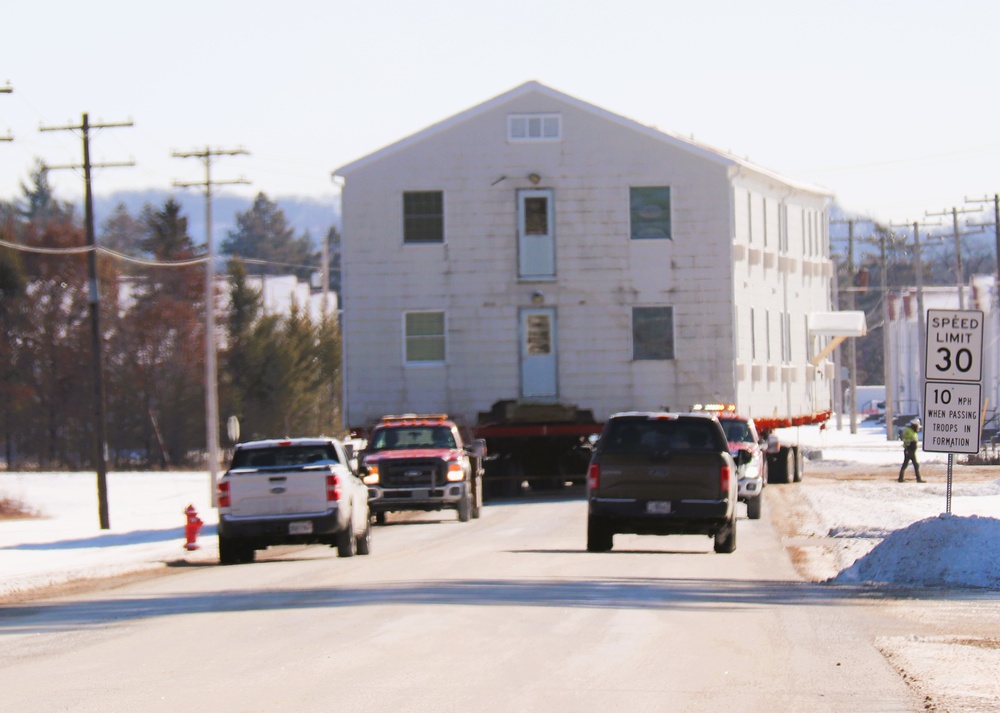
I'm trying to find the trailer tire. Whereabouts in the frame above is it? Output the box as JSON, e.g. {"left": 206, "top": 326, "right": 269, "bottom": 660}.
{"left": 793, "top": 448, "right": 804, "bottom": 482}
{"left": 768, "top": 449, "right": 793, "bottom": 484}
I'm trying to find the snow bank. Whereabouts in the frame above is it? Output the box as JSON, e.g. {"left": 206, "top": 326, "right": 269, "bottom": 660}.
{"left": 835, "top": 514, "right": 1000, "bottom": 588}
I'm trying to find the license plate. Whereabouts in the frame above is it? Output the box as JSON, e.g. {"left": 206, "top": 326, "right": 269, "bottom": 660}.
{"left": 646, "top": 501, "right": 671, "bottom": 514}
{"left": 289, "top": 521, "right": 313, "bottom": 535}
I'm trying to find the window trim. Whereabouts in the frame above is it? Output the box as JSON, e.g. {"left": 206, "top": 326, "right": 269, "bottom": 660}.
{"left": 402, "top": 190, "right": 444, "bottom": 244}
{"left": 631, "top": 305, "right": 675, "bottom": 361}
{"left": 507, "top": 113, "right": 562, "bottom": 143}
{"left": 403, "top": 310, "right": 446, "bottom": 365}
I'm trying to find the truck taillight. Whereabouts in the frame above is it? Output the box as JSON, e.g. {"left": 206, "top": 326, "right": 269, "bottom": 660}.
{"left": 587, "top": 463, "right": 600, "bottom": 490}
{"left": 217, "top": 480, "right": 230, "bottom": 508}
{"left": 326, "top": 474, "right": 342, "bottom": 501}
{"left": 720, "top": 463, "right": 732, "bottom": 492}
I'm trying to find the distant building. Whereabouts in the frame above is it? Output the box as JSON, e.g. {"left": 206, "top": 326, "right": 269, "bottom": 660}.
{"left": 333, "top": 81, "right": 836, "bottom": 429}
{"left": 887, "top": 278, "right": 998, "bottom": 431}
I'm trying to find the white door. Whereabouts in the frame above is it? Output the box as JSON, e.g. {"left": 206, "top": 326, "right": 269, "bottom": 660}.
{"left": 520, "top": 307, "right": 557, "bottom": 400}
{"left": 518, "top": 189, "right": 555, "bottom": 279}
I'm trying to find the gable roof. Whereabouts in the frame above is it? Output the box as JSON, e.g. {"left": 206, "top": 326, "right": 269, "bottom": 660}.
{"left": 332, "top": 80, "right": 832, "bottom": 198}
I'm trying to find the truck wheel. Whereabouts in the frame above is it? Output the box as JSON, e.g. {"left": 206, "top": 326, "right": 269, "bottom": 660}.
{"left": 714, "top": 521, "right": 737, "bottom": 553}
{"left": 587, "top": 517, "right": 613, "bottom": 552}
{"left": 746, "top": 494, "right": 762, "bottom": 520}
{"left": 337, "top": 526, "right": 357, "bottom": 557}
{"left": 472, "top": 474, "right": 483, "bottom": 519}
{"left": 793, "top": 449, "right": 804, "bottom": 482}
{"left": 356, "top": 519, "right": 372, "bottom": 555}
{"left": 457, "top": 492, "right": 472, "bottom": 522}
{"left": 219, "top": 535, "right": 242, "bottom": 565}
{"left": 374, "top": 512, "right": 387, "bottom": 526}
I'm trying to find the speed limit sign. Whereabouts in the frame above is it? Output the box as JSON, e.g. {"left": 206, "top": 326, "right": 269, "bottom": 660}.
{"left": 925, "top": 309, "right": 984, "bottom": 383}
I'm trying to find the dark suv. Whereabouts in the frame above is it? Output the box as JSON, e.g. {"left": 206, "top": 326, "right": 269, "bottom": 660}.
{"left": 586, "top": 412, "right": 738, "bottom": 553}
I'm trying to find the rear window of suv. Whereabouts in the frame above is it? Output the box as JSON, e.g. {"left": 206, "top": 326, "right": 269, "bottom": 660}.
{"left": 599, "top": 417, "right": 726, "bottom": 456}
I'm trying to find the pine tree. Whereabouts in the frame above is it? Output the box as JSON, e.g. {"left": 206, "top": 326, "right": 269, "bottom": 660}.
{"left": 221, "top": 193, "right": 317, "bottom": 280}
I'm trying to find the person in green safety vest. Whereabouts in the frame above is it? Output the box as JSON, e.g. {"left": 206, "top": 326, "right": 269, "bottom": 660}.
{"left": 898, "top": 418, "right": 923, "bottom": 483}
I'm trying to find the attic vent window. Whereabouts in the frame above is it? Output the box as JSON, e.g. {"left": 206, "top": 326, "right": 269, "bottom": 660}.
{"left": 508, "top": 113, "right": 561, "bottom": 142}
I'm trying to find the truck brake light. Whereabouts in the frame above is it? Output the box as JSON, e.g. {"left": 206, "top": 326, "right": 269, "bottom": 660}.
{"left": 326, "top": 474, "right": 342, "bottom": 501}
{"left": 720, "top": 463, "right": 732, "bottom": 492}
{"left": 587, "top": 463, "right": 600, "bottom": 490}
{"left": 217, "top": 480, "right": 230, "bottom": 508}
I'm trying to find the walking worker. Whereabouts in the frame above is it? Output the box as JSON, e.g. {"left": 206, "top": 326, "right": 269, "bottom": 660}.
{"left": 898, "top": 418, "right": 923, "bottom": 483}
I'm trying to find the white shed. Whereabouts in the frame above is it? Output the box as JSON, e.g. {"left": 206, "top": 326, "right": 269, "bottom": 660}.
{"left": 333, "top": 81, "right": 836, "bottom": 430}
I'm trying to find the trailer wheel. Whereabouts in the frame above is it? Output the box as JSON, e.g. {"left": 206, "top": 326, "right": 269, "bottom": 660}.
{"left": 793, "top": 448, "right": 804, "bottom": 482}
{"left": 768, "top": 449, "right": 793, "bottom": 484}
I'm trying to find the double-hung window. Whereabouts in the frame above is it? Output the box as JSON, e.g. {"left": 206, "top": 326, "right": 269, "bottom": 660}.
{"left": 403, "top": 191, "right": 444, "bottom": 243}
{"left": 632, "top": 306, "right": 674, "bottom": 360}
{"left": 404, "top": 311, "right": 445, "bottom": 364}
{"left": 630, "top": 186, "right": 672, "bottom": 240}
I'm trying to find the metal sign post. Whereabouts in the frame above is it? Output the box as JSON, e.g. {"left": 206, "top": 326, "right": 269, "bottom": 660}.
{"left": 922, "top": 309, "right": 985, "bottom": 514}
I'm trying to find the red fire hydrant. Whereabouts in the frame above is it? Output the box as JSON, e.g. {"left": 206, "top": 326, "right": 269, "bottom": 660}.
{"left": 184, "top": 504, "right": 203, "bottom": 551}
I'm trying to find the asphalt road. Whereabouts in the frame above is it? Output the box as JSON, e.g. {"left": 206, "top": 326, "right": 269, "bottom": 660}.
{"left": 0, "top": 489, "right": 927, "bottom": 712}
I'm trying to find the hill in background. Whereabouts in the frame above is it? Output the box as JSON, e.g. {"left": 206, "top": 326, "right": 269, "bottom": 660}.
{"left": 93, "top": 190, "right": 340, "bottom": 249}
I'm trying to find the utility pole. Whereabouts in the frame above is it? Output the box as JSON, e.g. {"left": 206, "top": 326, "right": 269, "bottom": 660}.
{"left": 966, "top": 194, "right": 1000, "bottom": 276}
{"left": 926, "top": 206, "right": 977, "bottom": 309}
{"left": 41, "top": 113, "right": 133, "bottom": 530}
{"left": 172, "top": 147, "right": 249, "bottom": 502}
{"left": 1, "top": 83, "right": 12, "bottom": 142}
{"left": 831, "top": 218, "right": 873, "bottom": 434}
{"left": 878, "top": 227, "right": 896, "bottom": 440}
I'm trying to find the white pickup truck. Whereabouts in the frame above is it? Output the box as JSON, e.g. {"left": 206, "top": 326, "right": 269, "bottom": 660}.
{"left": 216, "top": 437, "right": 371, "bottom": 564}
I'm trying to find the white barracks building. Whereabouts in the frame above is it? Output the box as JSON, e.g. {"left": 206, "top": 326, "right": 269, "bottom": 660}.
{"left": 333, "top": 82, "right": 838, "bottom": 430}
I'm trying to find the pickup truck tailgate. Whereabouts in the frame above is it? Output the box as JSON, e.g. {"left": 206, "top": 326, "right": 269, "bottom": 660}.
{"left": 599, "top": 452, "right": 725, "bottom": 501}
{"left": 225, "top": 467, "right": 330, "bottom": 517}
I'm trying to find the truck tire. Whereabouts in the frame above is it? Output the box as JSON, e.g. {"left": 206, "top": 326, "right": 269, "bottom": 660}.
{"left": 457, "top": 492, "right": 472, "bottom": 522}
{"left": 472, "top": 474, "right": 483, "bottom": 519}
{"left": 337, "top": 525, "right": 357, "bottom": 557}
{"left": 714, "top": 521, "right": 737, "bottom": 553}
{"left": 219, "top": 535, "right": 240, "bottom": 565}
{"left": 587, "top": 517, "right": 613, "bottom": 552}
{"left": 793, "top": 448, "right": 804, "bottom": 482}
{"left": 374, "top": 512, "right": 387, "bottom": 526}
{"left": 746, "top": 494, "right": 762, "bottom": 520}
{"left": 356, "top": 519, "right": 372, "bottom": 555}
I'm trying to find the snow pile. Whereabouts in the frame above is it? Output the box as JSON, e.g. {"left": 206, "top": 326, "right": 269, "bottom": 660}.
{"left": 834, "top": 514, "right": 1000, "bottom": 588}
{"left": 780, "top": 421, "right": 1000, "bottom": 589}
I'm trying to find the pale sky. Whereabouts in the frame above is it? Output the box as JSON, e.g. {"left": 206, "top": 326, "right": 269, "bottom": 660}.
{"left": 3, "top": 0, "right": 998, "bottom": 226}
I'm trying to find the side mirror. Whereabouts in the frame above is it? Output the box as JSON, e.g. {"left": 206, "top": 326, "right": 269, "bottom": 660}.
{"left": 467, "top": 439, "right": 487, "bottom": 458}
{"left": 733, "top": 449, "right": 753, "bottom": 466}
